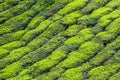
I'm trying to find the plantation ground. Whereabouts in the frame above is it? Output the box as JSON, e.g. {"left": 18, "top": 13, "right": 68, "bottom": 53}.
{"left": 0, "top": 0, "right": 120, "bottom": 80}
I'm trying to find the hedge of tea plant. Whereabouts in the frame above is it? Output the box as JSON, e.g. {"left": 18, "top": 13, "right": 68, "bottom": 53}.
{"left": 0, "top": 0, "right": 120, "bottom": 80}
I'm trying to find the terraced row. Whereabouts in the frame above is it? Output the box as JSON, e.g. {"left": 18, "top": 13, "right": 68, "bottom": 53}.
{"left": 0, "top": 0, "right": 120, "bottom": 80}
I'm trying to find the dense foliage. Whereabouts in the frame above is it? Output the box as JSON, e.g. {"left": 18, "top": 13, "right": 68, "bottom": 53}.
{"left": 0, "top": 0, "right": 120, "bottom": 80}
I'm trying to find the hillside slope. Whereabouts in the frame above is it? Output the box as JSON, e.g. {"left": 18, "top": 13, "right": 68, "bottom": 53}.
{"left": 0, "top": 0, "right": 120, "bottom": 80}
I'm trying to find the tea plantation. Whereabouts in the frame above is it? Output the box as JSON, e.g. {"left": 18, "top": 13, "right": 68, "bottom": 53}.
{"left": 0, "top": 0, "right": 120, "bottom": 80}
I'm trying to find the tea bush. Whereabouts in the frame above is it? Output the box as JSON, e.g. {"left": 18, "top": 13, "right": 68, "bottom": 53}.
{"left": 57, "top": 0, "right": 88, "bottom": 15}
{"left": 0, "top": 0, "right": 35, "bottom": 23}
